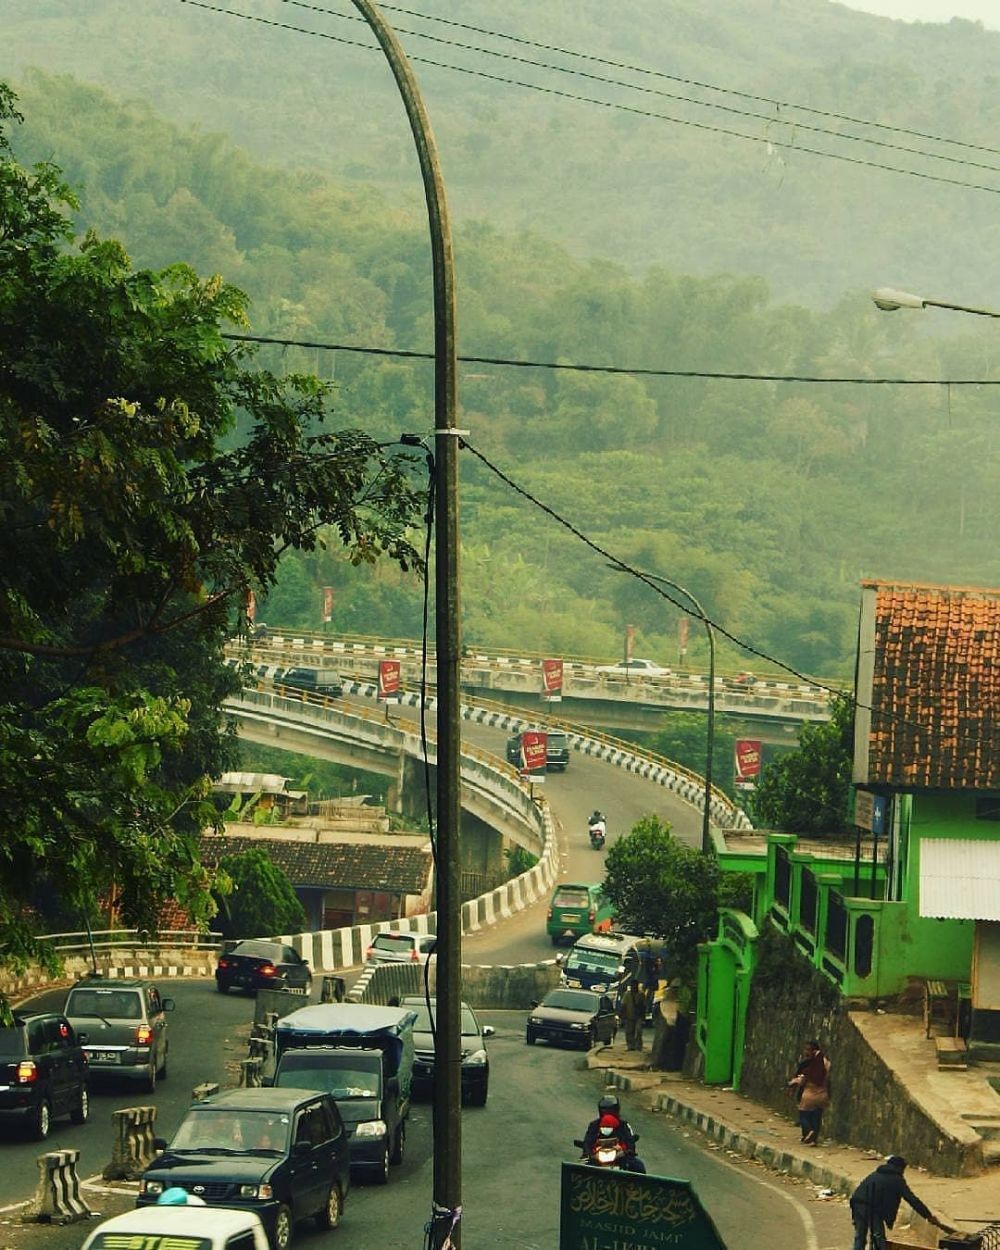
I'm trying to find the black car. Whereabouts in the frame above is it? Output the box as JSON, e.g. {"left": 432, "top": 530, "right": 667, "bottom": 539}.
{"left": 0, "top": 1012, "right": 89, "bottom": 1140}
{"left": 525, "top": 988, "right": 618, "bottom": 1050}
{"left": 399, "top": 996, "right": 493, "bottom": 1107}
{"left": 216, "top": 941, "right": 313, "bottom": 996}
{"left": 138, "top": 1087, "right": 350, "bottom": 1250}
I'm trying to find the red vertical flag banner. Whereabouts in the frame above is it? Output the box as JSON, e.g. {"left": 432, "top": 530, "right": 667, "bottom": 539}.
{"left": 542, "top": 658, "right": 564, "bottom": 703}
{"left": 322, "top": 586, "right": 334, "bottom": 624}
{"left": 734, "top": 739, "right": 763, "bottom": 790}
{"left": 379, "top": 659, "right": 401, "bottom": 702}
{"left": 520, "top": 730, "right": 548, "bottom": 774}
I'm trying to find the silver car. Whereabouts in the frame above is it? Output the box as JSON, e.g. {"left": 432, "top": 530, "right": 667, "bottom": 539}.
{"left": 364, "top": 931, "right": 437, "bottom": 966}
{"left": 64, "top": 978, "right": 173, "bottom": 1092}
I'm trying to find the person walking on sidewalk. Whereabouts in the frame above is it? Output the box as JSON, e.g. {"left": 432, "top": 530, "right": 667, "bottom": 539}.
{"left": 620, "top": 979, "right": 647, "bottom": 1052}
{"left": 787, "top": 1038, "right": 830, "bottom": 1144}
{"left": 849, "top": 1155, "right": 944, "bottom": 1249}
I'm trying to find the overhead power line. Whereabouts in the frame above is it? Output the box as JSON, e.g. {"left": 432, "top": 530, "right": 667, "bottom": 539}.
{"left": 224, "top": 331, "right": 1000, "bottom": 388}
{"left": 376, "top": 1, "right": 1000, "bottom": 161}
{"left": 175, "top": 0, "right": 1000, "bottom": 197}
{"left": 284, "top": 0, "right": 1000, "bottom": 179}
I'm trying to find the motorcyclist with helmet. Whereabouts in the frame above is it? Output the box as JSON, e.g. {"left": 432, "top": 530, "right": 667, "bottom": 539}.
{"left": 588, "top": 810, "right": 608, "bottom": 849}
{"left": 580, "top": 1093, "right": 646, "bottom": 1172}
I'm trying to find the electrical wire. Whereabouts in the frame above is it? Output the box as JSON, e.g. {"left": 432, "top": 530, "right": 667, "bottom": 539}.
{"left": 174, "top": 0, "right": 1000, "bottom": 197}
{"left": 375, "top": 1, "right": 1000, "bottom": 162}
{"left": 458, "top": 436, "right": 1000, "bottom": 758}
{"left": 284, "top": 0, "right": 1000, "bottom": 179}
{"left": 223, "top": 331, "right": 1000, "bottom": 388}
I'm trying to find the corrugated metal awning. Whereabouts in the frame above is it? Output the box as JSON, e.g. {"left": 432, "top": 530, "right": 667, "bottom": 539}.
{"left": 920, "top": 838, "right": 1000, "bottom": 920}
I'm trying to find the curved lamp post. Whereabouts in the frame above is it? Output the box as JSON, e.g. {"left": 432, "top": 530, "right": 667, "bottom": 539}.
{"left": 609, "top": 566, "right": 716, "bottom": 854}
{"left": 350, "top": 5, "right": 462, "bottom": 1246}
{"left": 872, "top": 287, "right": 1000, "bottom": 319}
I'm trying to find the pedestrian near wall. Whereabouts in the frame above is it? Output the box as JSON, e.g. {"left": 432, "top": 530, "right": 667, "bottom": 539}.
{"left": 849, "top": 1155, "right": 944, "bottom": 1249}
{"left": 620, "top": 979, "right": 647, "bottom": 1052}
{"left": 786, "top": 1038, "right": 830, "bottom": 1145}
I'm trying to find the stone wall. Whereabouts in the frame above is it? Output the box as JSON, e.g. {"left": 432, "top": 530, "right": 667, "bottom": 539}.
{"left": 738, "top": 929, "right": 982, "bottom": 1177}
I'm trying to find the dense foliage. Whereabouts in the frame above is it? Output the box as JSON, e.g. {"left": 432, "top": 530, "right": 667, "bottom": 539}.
{"left": 212, "top": 849, "right": 306, "bottom": 941}
{"left": 750, "top": 696, "right": 855, "bottom": 834}
{"left": 0, "top": 87, "right": 422, "bottom": 964}
{"left": 602, "top": 815, "right": 749, "bottom": 980}
{"left": 5, "top": 1, "right": 1000, "bottom": 306}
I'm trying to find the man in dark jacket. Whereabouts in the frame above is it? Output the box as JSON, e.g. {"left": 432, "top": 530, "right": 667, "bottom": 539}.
{"left": 849, "top": 1156, "right": 943, "bottom": 1249}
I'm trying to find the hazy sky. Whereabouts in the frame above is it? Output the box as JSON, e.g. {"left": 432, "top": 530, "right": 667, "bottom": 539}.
{"left": 840, "top": 0, "right": 1000, "bottom": 27}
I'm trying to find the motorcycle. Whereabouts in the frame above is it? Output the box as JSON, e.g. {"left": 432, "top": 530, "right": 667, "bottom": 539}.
{"left": 573, "top": 1132, "right": 639, "bottom": 1170}
{"left": 588, "top": 820, "right": 606, "bottom": 851}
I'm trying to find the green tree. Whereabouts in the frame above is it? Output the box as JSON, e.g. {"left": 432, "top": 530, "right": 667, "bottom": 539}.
{"left": 0, "top": 86, "right": 421, "bottom": 965}
{"left": 602, "top": 815, "right": 724, "bottom": 981}
{"left": 750, "top": 695, "right": 854, "bottom": 835}
{"left": 214, "top": 849, "right": 306, "bottom": 939}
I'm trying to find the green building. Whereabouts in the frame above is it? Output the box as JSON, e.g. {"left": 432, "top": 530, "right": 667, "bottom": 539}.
{"left": 698, "top": 580, "right": 1000, "bottom": 1085}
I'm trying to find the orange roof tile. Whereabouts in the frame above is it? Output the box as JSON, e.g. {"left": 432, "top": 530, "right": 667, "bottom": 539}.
{"left": 861, "top": 581, "right": 1000, "bottom": 790}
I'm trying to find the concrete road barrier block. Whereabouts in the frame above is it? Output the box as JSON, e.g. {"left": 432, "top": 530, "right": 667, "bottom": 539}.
{"left": 103, "top": 1105, "right": 158, "bottom": 1180}
{"left": 22, "top": 1150, "right": 91, "bottom": 1224}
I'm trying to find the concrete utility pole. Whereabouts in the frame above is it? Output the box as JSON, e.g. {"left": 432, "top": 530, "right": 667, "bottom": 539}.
{"left": 350, "top": 4, "right": 462, "bottom": 1247}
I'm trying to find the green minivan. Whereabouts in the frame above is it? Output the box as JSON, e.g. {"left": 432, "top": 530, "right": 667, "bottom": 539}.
{"left": 546, "top": 882, "right": 615, "bottom": 946}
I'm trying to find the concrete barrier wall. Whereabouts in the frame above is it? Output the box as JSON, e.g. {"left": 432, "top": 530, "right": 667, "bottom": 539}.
{"left": 351, "top": 958, "right": 560, "bottom": 1011}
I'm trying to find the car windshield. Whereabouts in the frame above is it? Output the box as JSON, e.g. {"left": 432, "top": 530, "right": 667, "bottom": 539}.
{"left": 66, "top": 989, "right": 142, "bottom": 1019}
{"left": 276, "top": 1057, "right": 380, "bottom": 1099}
{"left": 171, "top": 1109, "right": 290, "bottom": 1152}
{"left": 565, "top": 950, "right": 619, "bottom": 973}
{"left": 553, "top": 889, "right": 590, "bottom": 908}
{"left": 542, "top": 990, "right": 600, "bottom": 1012}
{"left": 406, "top": 1004, "right": 480, "bottom": 1035}
{"left": 373, "top": 934, "right": 414, "bottom": 951}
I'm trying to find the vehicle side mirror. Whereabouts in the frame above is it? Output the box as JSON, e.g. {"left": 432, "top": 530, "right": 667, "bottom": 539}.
{"left": 261, "top": 1075, "right": 274, "bottom": 1087}
{"left": 293, "top": 1140, "right": 311, "bottom": 1156}
{"left": 529, "top": 1001, "right": 539, "bottom": 1010}
{"left": 163, "top": 999, "right": 175, "bottom": 1012}
{"left": 554, "top": 954, "right": 565, "bottom": 966}
{"left": 77, "top": 1031, "right": 89, "bottom": 1045}
{"left": 153, "top": 1137, "right": 168, "bottom": 1151}
{"left": 573, "top": 1139, "right": 585, "bottom": 1149}
{"left": 482, "top": 1026, "right": 495, "bottom": 1038}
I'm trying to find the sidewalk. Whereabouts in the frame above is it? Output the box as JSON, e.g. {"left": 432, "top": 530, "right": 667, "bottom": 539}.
{"left": 590, "top": 1039, "right": 1000, "bottom": 1246}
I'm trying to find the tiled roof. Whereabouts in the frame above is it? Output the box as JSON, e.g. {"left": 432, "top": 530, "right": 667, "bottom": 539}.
{"left": 862, "top": 580, "right": 1000, "bottom": 790}
{"left": 200, "top": 835, "right": 432, "bottom": 894}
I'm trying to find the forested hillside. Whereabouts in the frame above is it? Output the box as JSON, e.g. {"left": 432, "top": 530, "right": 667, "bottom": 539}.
{"left": 6, "top": 75, "right": 999, "bottom": 679}
{"left": 4, "top": 0, "right": 1000, "bottom": 305}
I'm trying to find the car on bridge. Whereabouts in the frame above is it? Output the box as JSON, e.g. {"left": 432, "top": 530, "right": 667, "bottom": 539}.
{"left": 596, "top": 658, "right": 670, "bottom": 677}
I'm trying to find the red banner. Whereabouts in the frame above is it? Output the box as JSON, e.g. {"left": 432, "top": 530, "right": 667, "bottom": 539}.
{"left": 520, "top": 730, "right": 548, "bottom": 773}
{"left": 322, "top": 586, "right": 334, "bottom": 624}
{"left": 379, "top": 659, "right": 401, "bottom": 701}
{"left": 734, "top": 739, "right": 762, "bottom": 790}
{"left": 542, "top": 658, "right": 563, "bottom": 701}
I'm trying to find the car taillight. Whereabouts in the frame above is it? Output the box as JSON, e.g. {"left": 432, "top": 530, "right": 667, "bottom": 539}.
{"left": 16, "top": 1060, "right": 38, "bottom": 1083}
{"left": 260, "top": 963, "right": 277, "bottom": 977}
{"left": 547, "top": 908, "right": 553, "bottom": 920}
{"left": 135, "top": 1025, "right": 153, "bottom": 1045}
{"left": 365, "top": 947, "right": 373, "bottom": 959}
{"left": 218, "top": 957, "right": 232, "bottom": 969}
{"left": 410, "top": 949, "right": 419, "bottom": 962}
{"left": 588, "top": 909, "right": 596, "bottom": 923}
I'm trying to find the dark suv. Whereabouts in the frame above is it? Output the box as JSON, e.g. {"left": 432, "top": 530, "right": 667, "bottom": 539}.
{"left": 64, "top": 978, "right": 173, "bottom": 1092}
{"left": 0, "top": 1012, "right": 89, "bottom": 1140}
{"left": 138, "top": 1087, "right": 350, "bottom": 1250}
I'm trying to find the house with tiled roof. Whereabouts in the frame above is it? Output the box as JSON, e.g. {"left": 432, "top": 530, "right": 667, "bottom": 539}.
{"left": 851, "top": 580, "right": 1000, "bottom": 1047}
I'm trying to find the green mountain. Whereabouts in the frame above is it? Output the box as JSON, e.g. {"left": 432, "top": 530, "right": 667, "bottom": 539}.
{"left": 4, "top": 0, "right": 1000, "bottom": 305}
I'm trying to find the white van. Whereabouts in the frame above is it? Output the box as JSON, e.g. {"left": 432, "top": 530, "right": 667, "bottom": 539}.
{"left": 80, "top": 1204, "right": 269, "bottom": 1250}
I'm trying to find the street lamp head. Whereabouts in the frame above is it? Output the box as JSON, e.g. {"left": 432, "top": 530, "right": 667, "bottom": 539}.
{"left": 872, "top": 287, "right": 927, "bottom": 312}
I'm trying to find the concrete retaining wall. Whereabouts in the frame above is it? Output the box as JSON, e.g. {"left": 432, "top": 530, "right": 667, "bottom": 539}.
{"left": 738, "top": 930, "right": 982, "bottom": 1176}
{"left": 351, "top": 959, "right": 560, "bottom": 1010}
